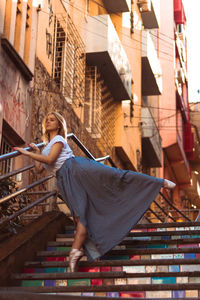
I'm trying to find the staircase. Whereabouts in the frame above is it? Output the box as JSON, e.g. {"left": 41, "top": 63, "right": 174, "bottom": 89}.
{"left": 1, "top": 219, "right": 200, "bottom": 299}
{"left": 1, "top": 137, "right": 199, "bottom": 299}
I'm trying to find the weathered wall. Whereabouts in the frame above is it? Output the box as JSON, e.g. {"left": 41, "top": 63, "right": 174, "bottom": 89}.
{"left": 0, "top": 47, "right": 32, "bottom": 145}
{"left": 32, "top": 58, "right": 103, "bottom": 159}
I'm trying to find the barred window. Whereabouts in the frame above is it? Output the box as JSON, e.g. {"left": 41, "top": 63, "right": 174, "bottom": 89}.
{"left": 0, "top": 136, "right": 13, "bottom": 174}
{"left": 52, "top": 15, "right": 85, "bottom": 108}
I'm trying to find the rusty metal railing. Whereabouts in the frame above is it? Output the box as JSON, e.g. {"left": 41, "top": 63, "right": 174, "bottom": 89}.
{"left": 0, "top": 133, "right": 192, "bottom": 232}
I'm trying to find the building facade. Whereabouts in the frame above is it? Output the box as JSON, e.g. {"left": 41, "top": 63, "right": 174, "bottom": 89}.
{"left": 0, "top": 0, "right": 38, "bottom": 179}
{"left": 0, "top": 0, "right": 198, "bottom": 220}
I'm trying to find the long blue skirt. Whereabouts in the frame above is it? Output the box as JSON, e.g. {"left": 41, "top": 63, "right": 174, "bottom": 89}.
{"left": 56, "top": 157, "right": 164, "bottom": 261}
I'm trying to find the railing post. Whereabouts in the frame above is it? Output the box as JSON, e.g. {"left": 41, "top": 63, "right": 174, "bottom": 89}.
{"left": 46, "top": 176, "right": 57, "bottom": 211}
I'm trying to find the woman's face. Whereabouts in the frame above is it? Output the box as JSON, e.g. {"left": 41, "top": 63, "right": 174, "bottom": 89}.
{"left": 45, "top": 114, "right": 60, "bottom": 133}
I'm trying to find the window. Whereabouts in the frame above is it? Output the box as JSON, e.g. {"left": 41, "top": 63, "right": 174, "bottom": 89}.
{"left": 0, "top": 136, "right": 13, "bottom": 174}
{"left": 52, "top": 15, "right": 85, "bottom": 108}
{"left": 84, "top": 66, "right": 102, "bottom": 138}
{"left": 0, "top": 120, "right": 24, "bottom": 175}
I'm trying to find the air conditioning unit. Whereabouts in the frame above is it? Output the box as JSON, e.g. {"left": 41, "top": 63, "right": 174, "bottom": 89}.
{"left": 137, "top": 0, "right": 151, "bottom": 12}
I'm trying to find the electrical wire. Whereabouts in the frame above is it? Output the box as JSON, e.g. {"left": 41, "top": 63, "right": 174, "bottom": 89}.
{"left": 89, "top": 0, "right": 180, "bottom": 42}
{"left": 57, "top": 0, "right": 178, "bottom": 62}
{"left": 38, "top": 8, "right": 174, "bottom": 63}
{"left": 33, "top": 84, "right": 191, "bottom": 114}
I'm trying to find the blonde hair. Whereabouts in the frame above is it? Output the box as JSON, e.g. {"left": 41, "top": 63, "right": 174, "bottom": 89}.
{"left": 42, "top": 111, "right": 67, "bottom": 142}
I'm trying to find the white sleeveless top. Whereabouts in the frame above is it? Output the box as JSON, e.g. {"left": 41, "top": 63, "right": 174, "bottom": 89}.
{"left": 42, "top": 135, "right": 74, "bottom": 174}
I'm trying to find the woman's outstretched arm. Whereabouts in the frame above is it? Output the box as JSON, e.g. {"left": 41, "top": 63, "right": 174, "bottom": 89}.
{"left": 14, "top": 142, "right": 63, "bottom": 166}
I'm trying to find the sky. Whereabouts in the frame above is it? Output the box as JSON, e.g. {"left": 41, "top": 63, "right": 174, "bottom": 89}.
{"left": 182, "top": 0, "right": 200, "bottom": 102}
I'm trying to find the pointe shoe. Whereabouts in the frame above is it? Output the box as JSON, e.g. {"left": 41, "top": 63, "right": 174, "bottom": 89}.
{"left": 69, "top": 248, "right": 84, "bottom": 272}
{"left": 163, "top": 179, "right": 176, "bottom": 190}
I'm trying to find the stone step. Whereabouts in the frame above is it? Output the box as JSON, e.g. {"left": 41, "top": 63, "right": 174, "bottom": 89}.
{"left": 1, "top": 283, "right": 200, "bottom": 294}
{"left": 0, "top": 292, "right": 199, "bottom": 300}
{"left": 57, "top": 229, "right": 200, "bottom": 239}
{"left": 131, "top": 221, "right": 200, "bottom": 229}
{"left": 48, "top": 237, "right": 200, "bottom": 247}
{"left": 64, "top": 221, "right": 200, "bottom": 232}
{"left": 12, "top": 270, "right": 200, "bottom": 280}
{"left": 36, "top": 247, "right": 200, "bottom": 258}
{"left": 24, "top": 258, "right": 200, "bottom": 268}
{"left": 12, "top": 271, "right": 125, "bottom": 280}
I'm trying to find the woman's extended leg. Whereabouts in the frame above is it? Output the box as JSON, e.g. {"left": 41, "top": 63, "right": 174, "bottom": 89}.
{"left": 69, "top": 219, "right": 87, "bottom": 272}
{"left": 72, "top": 220, "right": 87, "bottom": 250}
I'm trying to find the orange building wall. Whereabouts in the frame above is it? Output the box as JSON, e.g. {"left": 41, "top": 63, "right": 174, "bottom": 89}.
{"left": 159, "top": 0, "right": 176, "bottom": 148}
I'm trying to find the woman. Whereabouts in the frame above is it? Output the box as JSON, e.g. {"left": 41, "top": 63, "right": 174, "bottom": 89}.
{"left": 15, "top": 112, "right": 176, "bottom": 272}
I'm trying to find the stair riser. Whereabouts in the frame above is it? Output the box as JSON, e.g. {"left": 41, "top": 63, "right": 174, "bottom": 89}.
{"left": 46, "top": 243, "right": 200, "bottom": 251}
{"left": 5, "top": 284, "right": 200, "bottom": 298}
{"left": 23, "top": 264, "right": 200, "bottom": 275}
{"left": 21, "top": 276, "right": 200, "bottom": 286}
{"left": 65, "top": 222, "right": 200, "bottom": 231}
{"left": 36, "top": 252, "right": 200, "bottom": 260}
{"left": 48, "top": 237, "right": 200, "bottom": 247}
{"left": 59, "top": 232, "right": 200, "bottom": 239}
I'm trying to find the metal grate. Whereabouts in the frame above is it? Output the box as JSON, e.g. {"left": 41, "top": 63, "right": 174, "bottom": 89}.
{"left": 0, "top": 137, "right": 13, "bottom": 174}
{"left": 84, "top": 66, "right": 102, "bottom": 138}
{"left": 98, "top": 85, "right": 117, "bottom": 156}
{"left": 52, "top": 14, "right": 86, "bottom": 108}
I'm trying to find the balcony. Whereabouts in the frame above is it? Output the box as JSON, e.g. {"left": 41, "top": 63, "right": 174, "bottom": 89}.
{"left": 142, "top": 31, "right": 162, "bottom": 96}
{"left": 175, "top": 78, "right": 188, "bottom": 123}
{"left": 164, "top": 130, "right": 191, "bottom": 185}
{"left": 82, "top": 15, "right": 132, "bottom": 101}
{"left": 176, "top": 68, "right": 185, "bottom": 85}
{"left": 141, "top": 107, "right": 162, "bottom": 167}
{"left": 184, "top": 122, "right": 195, "bottom": 161}
{"left": 137, "top": 0, "right": 160, "bottom": 29}
{"left": 102, "top": 0, "right": 130, "bottom": 14}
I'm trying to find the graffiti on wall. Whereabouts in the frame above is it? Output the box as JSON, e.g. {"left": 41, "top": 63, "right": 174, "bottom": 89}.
{"left": 46, "top": 29, "right": 52, "bottom": 59}
{"left": 0, "top": 56, "right": 30, "bottom": 140}
{"left": 45, "top": 0, "right": 53, "bottom": 60}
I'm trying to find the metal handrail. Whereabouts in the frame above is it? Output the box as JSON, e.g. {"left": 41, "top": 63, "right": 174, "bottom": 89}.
{"left": 0, "top": 133, "right": 116, "bottom": 167}
{"left": 0, "top": 134, "right": 116, "bottom": 228}
{"left": 0, "top": 142, "right": 45, "bottom": 162}
{"left": 0, "top": 191, "right": 56, "bottom": 228}
{"left": 153, "top": 200, "right": 176, "bottom": 222}
{"left": 0, "top": 133, "right": 192, "bottom": 225}
{"left": 0, "top": 164, "right": 35, "bottom": 181}
{"left": 159, "top": 191, "right": 191, "bottom": 222}
{"left": 0, "top": 175, "right": 53, "bottom": 205}
{"left": 148, "top": 207, "right": 163, "bottom": 223}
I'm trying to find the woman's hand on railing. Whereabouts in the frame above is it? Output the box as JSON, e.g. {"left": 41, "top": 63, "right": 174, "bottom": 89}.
{"left": 13, "top": 147, "right": 30, "bottom": 156}
{"left": 27, "top": 143, "right": 40, "bottom": 154}
{"left": 14, "top": 143, "right": 41, "bottom": 157}
{"left": 14, "top": 145, "right": 44, "bottom": 174}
